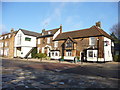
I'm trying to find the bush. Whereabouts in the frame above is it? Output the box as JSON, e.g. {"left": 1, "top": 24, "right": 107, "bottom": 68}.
{"left": 113, "top": 55, "right": 120, "bottom": 62}
{"left": 61, "top": 56, "right": 64, "bottom": 59}
{"left": 46, "top": 56, "right": 51, "bottom": 60}
{"left": 31, "top": 47, "right": 37, "bottom": 58}
{"left": 35, "top": 53, "right": 47, "bottom": 61}
{"left": 76, "top": 56, "right": 80, "bottom": 60}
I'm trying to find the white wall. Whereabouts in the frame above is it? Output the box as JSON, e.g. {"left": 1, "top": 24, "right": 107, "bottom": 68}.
{"left": 21, "top": 47, "right": 32, "bottom": 58}
{"left": 104, "top": 37, "right": 113, "bottom": 61}
{"left": 53, "top": 29, "right": 60, "bottom": 40}
{"left": 15, "top": 30, "right": 36, "bottom": 47}
{"left": 14, "top": 30, "right": 37, "bottom": 58}
{"left": 64, "top": 56, "right": 75, "bottom": 60}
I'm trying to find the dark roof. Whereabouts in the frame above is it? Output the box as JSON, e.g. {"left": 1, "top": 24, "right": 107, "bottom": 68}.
{"left": 0, "top": 31, "right": 18, "bottom": 40}
{"left": 1, "top": 31, "right": 18, "bottom": 36}
{"left": 67, "top": 36, "right": 77, "bottom": 43}
{"left": 19, "top": 29, "right": 41, "bottom": 37}
{"left": 54, "top": 26, "right": 113, "bottom": 41}
{"left": 38, "top": 28, "right": 60, "bottom": 38}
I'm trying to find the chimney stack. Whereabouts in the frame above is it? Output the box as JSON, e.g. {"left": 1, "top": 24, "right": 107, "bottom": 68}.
{"left": 60, "top": 24, "right": 62, "bottom": 33}
{"left": 42, "top": 29, "right": 45, "bottom": 33}
{"left": 11, "top": 28, "right": 14, "bottom": 33}
{"left": 96, "top": 21, "right": 101, "bottom": 28}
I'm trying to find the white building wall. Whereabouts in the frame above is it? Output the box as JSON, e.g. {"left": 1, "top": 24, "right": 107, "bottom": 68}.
{"left": 15, "top": 30, "right": 36, "bottom": 47}
{"left": 14, "top": 30, "right": 37, "bottom": 58}
{"left": 21, "top": 47, "right": 32, "bottom": 58}
{"left": 53, "top": 29, "right": 60, "bottom": 40}
{"left": 104, "top": 37, "right": 113, "bottom": 61}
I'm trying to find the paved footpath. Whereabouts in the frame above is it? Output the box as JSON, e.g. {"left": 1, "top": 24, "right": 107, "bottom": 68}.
{"left": 1, "top": 58, "right": 120, "bottom": 89}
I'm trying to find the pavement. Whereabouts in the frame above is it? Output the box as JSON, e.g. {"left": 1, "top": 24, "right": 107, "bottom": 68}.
{"left": 1, "top": 58, "right": 120, "bottom": 89}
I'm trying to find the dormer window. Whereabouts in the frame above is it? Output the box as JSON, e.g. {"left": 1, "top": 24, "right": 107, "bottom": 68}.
{"left": 4, "top": 36, "right": 7, "bottom": 39}
{"left": 48, "top": 31, "right": 51, "bottom": 34}
{"left": 8, "top": 34, "right": 11, "bottom": 38}
{"left": 42, "top": 33, "right": 44, "bottom": 35}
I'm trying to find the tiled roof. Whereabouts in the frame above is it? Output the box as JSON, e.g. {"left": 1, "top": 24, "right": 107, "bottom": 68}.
{"left": 54, "top": 26, "right": 112, "bottom": 41}
{"left": 1, "top": 31, "right": 18, "bottom": 36}
{"left": 67, "top": 36, "right": 77, "bottom": 43}
{"left": 0, "top": 31, "right": 18, "bottom": 40}
{"left": 38, "top": 28, "right": 60, "bottom": 38}
{"left": 20, "top": 29, "right": 41, "bottom": 37}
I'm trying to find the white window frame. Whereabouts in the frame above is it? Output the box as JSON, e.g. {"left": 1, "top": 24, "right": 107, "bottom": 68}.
{"left": 5, "top": 41, "right": 8, "bottom": 47}
{"left": 0, "top": 49, "right": 3, "bottom": 55}
{"left": 38, "top": 39, "right": 41, "bottom": 44}
{"left": 4, "top": 48, "right": 9, "bottom": 56}
{"left": 89, "top": 37, "right": 96, "bottom": 45}
{"left": 54, "top": 41, "right": 58, "bottom": 47}
{"left": 4, "top": 36, "right": 7, "bottom": 39}
{"left": 0, "top": 42, "right": 3, "bottom": 47}
{"left": 17, "top": 34, "right": 22, "bottom": 45}
{"left": 47, "top": 38, "right": 50, "bottom": 44}
{"left": 8, "top": 34, "right": 11, "bottom": 38}
{"left": 87, "top": 50, "right": 97, "bottom": 58}
{"left": 37, "top": 47, "right": 40, "bottom": 53}
{"left": 48, "top": 31, "right": 51, "bottom": 34}
{"left": 66, "top": 50, "right": 72, "bottom": 56}
{"left": 51, "top": 51, "right": 59, "bottom": 56}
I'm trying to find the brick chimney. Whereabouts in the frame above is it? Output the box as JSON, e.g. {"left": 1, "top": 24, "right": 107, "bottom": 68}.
{"left": 96, "top": 21, "right": 101, "bottom": 28}
{"left": 60, "top": 24, "right": 62, "bottom": 33}
{"left": 42, "top": 29, "right": 45, "bottom": 33}
{"left": 11, "top": 28, "right": 14, "bottom": 33}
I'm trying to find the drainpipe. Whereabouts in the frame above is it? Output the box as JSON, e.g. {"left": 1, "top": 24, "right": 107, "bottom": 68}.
{"left": 97, "top": 39, "right": 99, "bottom": 62}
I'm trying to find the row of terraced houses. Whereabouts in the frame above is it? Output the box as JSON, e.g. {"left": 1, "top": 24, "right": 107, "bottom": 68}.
{"left": 0, "top": 22, "right": 114, "bottom": 62}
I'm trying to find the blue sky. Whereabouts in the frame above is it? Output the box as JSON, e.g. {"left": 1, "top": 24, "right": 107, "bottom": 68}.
{"left": 2, "top": 2, "right": 118, "bottom": 34}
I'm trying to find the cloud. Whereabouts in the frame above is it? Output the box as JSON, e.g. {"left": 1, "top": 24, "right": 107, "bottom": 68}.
{"left": 41, "top": 2, "right": 66, "bottom": 28}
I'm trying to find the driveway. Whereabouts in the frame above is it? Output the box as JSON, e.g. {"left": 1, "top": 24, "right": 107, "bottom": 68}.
{"left": 2, "top": 58, "right": 120, "bottom": 89}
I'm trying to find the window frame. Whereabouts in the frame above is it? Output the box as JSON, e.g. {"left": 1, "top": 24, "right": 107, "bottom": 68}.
{"left": 25, "top": 37, "right": 31, "bottom": 41}
{"left": 89, "top": 37, "right": 96, "bottom": 46}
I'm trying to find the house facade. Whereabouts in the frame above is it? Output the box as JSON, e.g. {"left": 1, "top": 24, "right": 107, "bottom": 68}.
{"left": 53, "top": 22, "right": 114, "bottom": 62}
{"left": 0, "top": 29, "right": 17, "bottom": 58}
{"left": 37, "top": 25, "right": 62, "bottom": 59}
{"left": 0, "top": 22, "right": 114, "bottom": 62}
{"left": 14, "top": 29, "right": 41, "bottom": 58}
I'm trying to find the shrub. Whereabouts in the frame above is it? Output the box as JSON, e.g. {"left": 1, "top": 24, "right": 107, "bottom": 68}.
{"left": 61, "top": 56, "right": 64, "bottom": 59}
{"left": 76, "top": 56, "right": 80, "bottom": 60}
{"left": 46, "top": 56, "right": 51, "bottom": 60}
{"left": 113, "top": 55, "right": 120, "bottom": 62}
{"left": 31, "top": 48, "right": 37, "bottom": 58}
{"left": 35, "top": 53, "right": 47, "bottom": 61}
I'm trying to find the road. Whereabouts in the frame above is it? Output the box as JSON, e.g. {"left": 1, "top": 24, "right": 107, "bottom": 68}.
{"left": 2, "top": 58, "right": 120, "bottom": 89}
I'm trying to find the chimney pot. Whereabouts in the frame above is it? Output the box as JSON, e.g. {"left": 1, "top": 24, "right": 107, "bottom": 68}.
{"left": 96, "top": 21, "right": 101, "bottom": 28}
{"left": 11, "top": 28, "right": 14, "bottom": 33}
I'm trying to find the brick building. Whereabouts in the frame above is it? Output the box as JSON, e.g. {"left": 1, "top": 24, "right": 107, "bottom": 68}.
{"left": 0, "top": 22, "right": 114, "bottom": 62}
{"left": 0, "top": 29, "right": 17, "bottom": 58}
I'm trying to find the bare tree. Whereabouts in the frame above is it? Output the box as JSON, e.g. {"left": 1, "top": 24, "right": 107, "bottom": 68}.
{"left": 110, "top": 23, "right": 120, "bottom": 39}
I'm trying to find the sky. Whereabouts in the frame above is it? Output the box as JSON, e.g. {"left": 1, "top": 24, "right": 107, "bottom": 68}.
{"left": 2, "top": 2, "right": 118, "bottom": 34}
